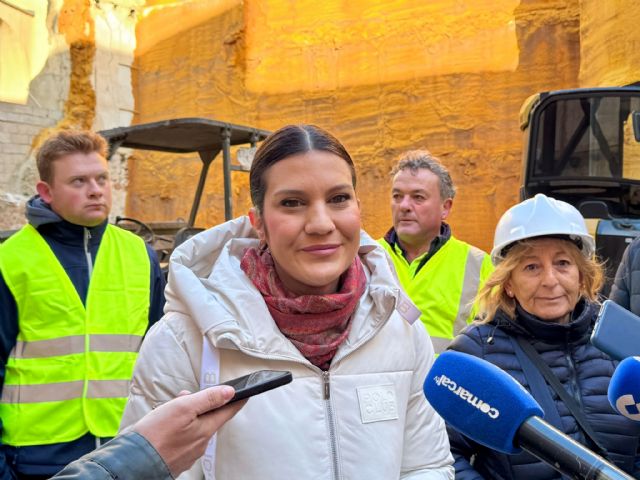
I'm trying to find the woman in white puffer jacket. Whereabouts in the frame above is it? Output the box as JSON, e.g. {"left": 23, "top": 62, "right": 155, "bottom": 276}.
{"left": 119, "top": 124, "right": 454, "bottom": 480}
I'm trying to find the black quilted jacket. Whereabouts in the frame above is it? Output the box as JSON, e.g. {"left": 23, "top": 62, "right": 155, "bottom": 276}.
{"left": 447, "top": 300, "right": 640, "bottom": 480}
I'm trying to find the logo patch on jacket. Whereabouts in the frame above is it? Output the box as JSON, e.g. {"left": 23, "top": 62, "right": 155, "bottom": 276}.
{"left": 356, "top": 384, "right": 398, "bottom": 423}
{"left": 396, "top": 295, "right": 421, "bottom": 325}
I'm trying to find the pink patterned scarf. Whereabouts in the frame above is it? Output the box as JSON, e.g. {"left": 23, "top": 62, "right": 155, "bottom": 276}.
{"left": 240, "top": 247, "right": 366, "bottom": 370}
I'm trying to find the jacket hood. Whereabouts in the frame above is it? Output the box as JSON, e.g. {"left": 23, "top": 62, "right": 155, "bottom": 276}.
{"left": 26, "top": 195, "right": 61, "bottom": 227}
{"left": 165, "top": 216, "right": 409, "bottom": 360}
{"left": 25, "top": 195, "right": 107, "bottom": 246}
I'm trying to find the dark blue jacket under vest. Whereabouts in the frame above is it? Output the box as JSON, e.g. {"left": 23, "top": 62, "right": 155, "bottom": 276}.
{"left": 0, "top": 197, "right": 166, "bottom": 479}
{"left": 447, "top": 300, "right": 640, "bottom": 480}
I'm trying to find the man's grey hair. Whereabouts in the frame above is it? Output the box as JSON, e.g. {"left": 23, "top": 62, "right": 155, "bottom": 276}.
{"left": 390, "top": 150, "right": 456, "bottom": 200}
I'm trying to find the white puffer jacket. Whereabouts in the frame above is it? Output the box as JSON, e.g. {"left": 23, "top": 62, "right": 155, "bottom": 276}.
{"left": 120, "top": 217, "right": 454, "bottom": 480}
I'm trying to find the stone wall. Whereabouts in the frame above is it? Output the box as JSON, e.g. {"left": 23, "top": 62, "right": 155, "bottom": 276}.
{"left": 579, "top": 0, "right": 640, "bottom": 87}
{"left": 0, "top": 0, "right": 140, "bottom": 230}
{"left": 2, "top": 0, "right": 639, "bottom": 248}
{"left": 129, "top": 0, "right": 582, "bottom": 252}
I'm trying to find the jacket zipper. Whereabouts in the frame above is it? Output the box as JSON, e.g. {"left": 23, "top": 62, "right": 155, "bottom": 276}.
{"left": 83, "top": 227, "right": 93, "bottom": 438}
{"left": 323, "top": 371, "right": 340, "bottom": 480}
{"left": 84, "top": 228, "right": 93, "bottom": 281}
{"left": 223, "top": 294, "right": 395, "bottom": 480}
{"left": 230, "top": 344, "right": 344, "bottom": 480}
{"left": 317, "top": 310, "right": 393, "bottom": 480}
{"left": 223, "top": 343, "right": 345, "bottom": 478}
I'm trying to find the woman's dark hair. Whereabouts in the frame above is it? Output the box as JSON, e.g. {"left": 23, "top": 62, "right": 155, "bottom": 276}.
{"left": 249, "top": 124, "right": 356, "bottom": 213}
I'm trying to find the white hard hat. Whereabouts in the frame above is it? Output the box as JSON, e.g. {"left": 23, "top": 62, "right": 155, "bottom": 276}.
{"left": 491, "top": 193, "right": 595, "bottom": 265}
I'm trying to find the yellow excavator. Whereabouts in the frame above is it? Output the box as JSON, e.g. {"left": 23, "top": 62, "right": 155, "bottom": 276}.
{"left": 519, "top": 86, "right": 640, "bottom": 294}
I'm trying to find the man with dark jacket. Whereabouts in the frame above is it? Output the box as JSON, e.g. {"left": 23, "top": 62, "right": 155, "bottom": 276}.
{"left": 0, "top": 130, "right": 165, "bottom": 479}
{"left": 610, "top": 235, "right": 640, "bottom": 315}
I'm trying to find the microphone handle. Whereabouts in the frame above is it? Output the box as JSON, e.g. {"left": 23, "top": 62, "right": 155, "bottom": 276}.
{"left": 517, "top": 416, "right": 633, "bottom": 480}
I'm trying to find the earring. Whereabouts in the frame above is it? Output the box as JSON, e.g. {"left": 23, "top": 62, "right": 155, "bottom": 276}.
{"left": 506, "top": 290, "right": 514, "bottom": 298}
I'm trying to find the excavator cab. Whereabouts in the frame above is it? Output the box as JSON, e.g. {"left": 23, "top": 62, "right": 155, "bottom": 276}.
{"left": 520, "top": 87, "right": 640, "bottom": 295}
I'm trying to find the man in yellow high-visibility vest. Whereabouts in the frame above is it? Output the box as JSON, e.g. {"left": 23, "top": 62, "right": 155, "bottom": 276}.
{"left": 378, "top": 150, "right": 493, "bottom": 353}
{"left": 0, "top": 130, "right": 165, "bottom": 479}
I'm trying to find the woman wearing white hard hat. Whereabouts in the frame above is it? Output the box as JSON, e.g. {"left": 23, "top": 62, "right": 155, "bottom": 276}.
{"left": 446, "top": 194, "right": 640, "bottom": 480}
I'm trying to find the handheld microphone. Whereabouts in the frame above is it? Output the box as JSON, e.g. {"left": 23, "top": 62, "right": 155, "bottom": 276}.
{"left": 424, "top": 351, "right": 633, "bottom": 480}
{"left": 608, "top": 356, "right": 640, "bottom": 421}
{"left": 591, "top": 300, "right": 640, "bottom": 360}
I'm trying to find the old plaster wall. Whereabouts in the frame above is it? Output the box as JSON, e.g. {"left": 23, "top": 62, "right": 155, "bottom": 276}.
{"left": 0, "top": 0, "right": 68, "bottom": 227}
{"left": 0, "top": 0, "right": 140, "bottom": 229}
{"left": 4, "top": 1, "right": 638, "bottom": 247}
{"left": 129, "top": 0, "right": 582, "bottom": 252}
{"left": 579, "top": 0, "right": 640, "bottom": 87}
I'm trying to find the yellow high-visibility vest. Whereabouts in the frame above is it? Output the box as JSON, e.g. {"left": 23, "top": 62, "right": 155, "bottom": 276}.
{"left": 0, "top": 224, "right": 150, "bottom": 446}
{"left": 379, "top": 236, "right": 493, "bottom": 353}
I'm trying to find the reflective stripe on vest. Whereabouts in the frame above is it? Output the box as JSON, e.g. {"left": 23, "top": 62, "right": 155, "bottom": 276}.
{"left": 0, "top": 224, "right": 150, "bottom": 446}
{"left": 9, "top": 334, "right": 143, "bottom": 358}
{"left": 379, "top": 236, "right": 493, "bottom": 353}
{"left": 452, "top": 246, "right": 488, "bottom": 338}
{"left": 1, "top": 379, "right": 131, "bottom": 403}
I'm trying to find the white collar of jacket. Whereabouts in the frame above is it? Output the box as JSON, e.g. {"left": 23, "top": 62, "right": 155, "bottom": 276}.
{"left": 165, "top": 216, "right": 419, "bottom": 365}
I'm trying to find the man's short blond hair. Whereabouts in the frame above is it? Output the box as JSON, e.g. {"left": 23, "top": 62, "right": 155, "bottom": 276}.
{"left": 36, "top": 130, "right": 108, "bottom": 183}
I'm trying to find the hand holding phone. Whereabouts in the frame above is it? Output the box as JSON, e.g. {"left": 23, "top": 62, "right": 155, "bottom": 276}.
{"left": 134, "top": 385, "right": 243, "bottom": 477}
{"left": 220, "top": 370, "right": 292, "bottom": 403}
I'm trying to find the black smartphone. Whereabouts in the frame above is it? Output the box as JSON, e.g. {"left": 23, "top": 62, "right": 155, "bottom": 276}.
{"left": 591, "top": 300, "right": 640, "bottom": 360}
{"left": 220, "top": 370, "right": 292, "bottom": 403}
